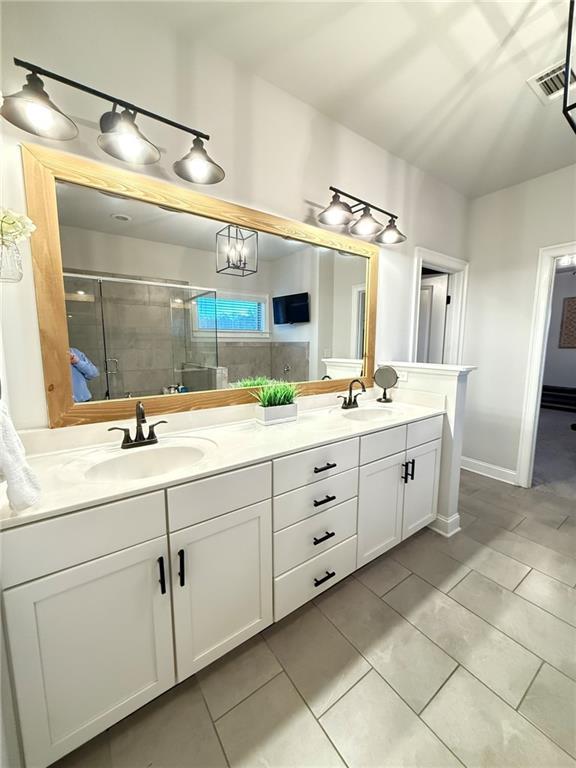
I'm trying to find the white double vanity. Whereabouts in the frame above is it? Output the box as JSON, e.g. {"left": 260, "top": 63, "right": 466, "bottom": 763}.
{"left": 1, "top": 394, "right": 448, "bottom": 768}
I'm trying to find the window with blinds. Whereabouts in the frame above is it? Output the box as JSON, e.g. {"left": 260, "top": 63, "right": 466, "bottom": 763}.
{"left": 196, "top": 296, "right": 266, "bottom": 333}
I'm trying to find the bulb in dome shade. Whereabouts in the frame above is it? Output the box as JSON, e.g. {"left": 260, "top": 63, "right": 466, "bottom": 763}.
{"left": 348, "top": 206, "right": 383, "bottom": 237}
{"left": 98, "top": 109, "right": 160, "bottom": 165}
{"left": 173, "top": 137, "right": 225, "bottom": 184}
{"left": 376, "top": 218, "right": 407, "bottom": 245}
{"left": 1, "top": 73, "right": 78, "bottom": 140}
{"left": 317, "top": 193, "right": 353, "bottom": 226}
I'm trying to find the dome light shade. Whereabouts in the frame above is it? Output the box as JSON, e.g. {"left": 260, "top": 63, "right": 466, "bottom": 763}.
{"left": 348, "top": 206, "right": 384, "bottom": 238}
{"left": 376, "top": 217, "right": 407, "bottom": 245}
{"left": 97, "top": 108, "right": 160, "bottom": 165}
{"left": 317, "top": 192, "right": 353, "bottom": 226}
{"left": 173, "top": 137, "right": 225, "bottom": 184}
{"left": 0, "top": 72, "right": 78, "bottom": 140}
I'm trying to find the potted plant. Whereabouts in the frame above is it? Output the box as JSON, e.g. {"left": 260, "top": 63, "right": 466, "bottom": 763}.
{"left": 254, "top": 381, "right": 299, "bottom": 425}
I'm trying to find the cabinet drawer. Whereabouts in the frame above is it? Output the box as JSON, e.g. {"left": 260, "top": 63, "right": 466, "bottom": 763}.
{"left": 168, "top": 463, "right": 271, "bottom": 531}
{"left": 273, "top": 438, "right": 359, "bottom": 495}
{"left": 407, "top": 415, "right": 443, "bottom": 449}
{"left": 1, "top": 492, "right": 165, "bottom": 588}
{"left": 274, "top": 498, "right": 358, "bottom": 576}
{"left": 274, "top": 535, "right": 357, "bottom": 620}
{"left": 360, "top": 425, "right": 407, "bottom": 465}
{"left": 273, "top": 468, "right": 358, "bottom": 531}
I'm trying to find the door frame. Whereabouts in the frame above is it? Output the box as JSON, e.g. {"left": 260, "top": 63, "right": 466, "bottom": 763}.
{"left": 517, "top": 240, "right": 576, "bottom": 487}
{"left": 410, "top": 247, "right": 469, "bottom": 364}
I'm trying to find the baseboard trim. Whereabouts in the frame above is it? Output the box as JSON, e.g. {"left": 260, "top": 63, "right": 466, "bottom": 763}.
{"left": 429, "top": 514, "right": 461, "bottom": 538}
{"left": 461, "top": 456, "right": 519, "bottom": 486}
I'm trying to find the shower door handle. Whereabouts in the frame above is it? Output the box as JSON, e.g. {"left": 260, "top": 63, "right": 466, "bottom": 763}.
{"left": 105, "top": 358, "right": 119, "bottom": 374}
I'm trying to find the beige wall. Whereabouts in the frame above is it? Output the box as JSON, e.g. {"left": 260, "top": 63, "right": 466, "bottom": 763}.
{"left": 462, "top": 164, "right": 576, "bottom": 474}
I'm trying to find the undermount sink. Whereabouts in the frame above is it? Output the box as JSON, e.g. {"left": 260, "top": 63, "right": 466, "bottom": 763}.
{"left": 85, "top": 445, "right": 209, "bottom": 482}
{"left": 338, "top": 406, "right": 405, "bottom": 421}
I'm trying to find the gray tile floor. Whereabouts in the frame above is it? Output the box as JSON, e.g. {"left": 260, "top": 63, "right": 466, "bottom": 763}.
{"left": 54, "top": 471, "right": 576, "bottom": 768}
{"left": 533, "top": 409, "right": 576, "bottom": 501}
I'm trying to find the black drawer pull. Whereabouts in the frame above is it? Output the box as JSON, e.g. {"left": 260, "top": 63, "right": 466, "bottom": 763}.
{"left": 314, "top": 461, "right": 337, "bottom": 474}
{"left": 408, "top": 458, "right": 416, "bottom": 480}
{"left": 314, "top": 570, "right": 336, "bottom": 587}
{"left": 313, "top": 531, "right": 336, "bottom": 545}
{"left": 157, "top": 556, "right": 167, "bottom": 595}
{"left": 178, "top": 548, "right": 186, "bottom": 587}
{"left": 401, "top": 462, "right": 409, "bottom": 484}
{"left": 313, "top": 494, "right": 336, "bottom": 508}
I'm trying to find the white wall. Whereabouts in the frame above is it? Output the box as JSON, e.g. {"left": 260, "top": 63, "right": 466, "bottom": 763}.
{"left": 543, "top": 270, "right": 576, "bottom": 389}
{"left": 0, "top": 2, "right": 467, "bottom": 429}
{"left": 463, "top": 164, "right": 576, "bottom": 474}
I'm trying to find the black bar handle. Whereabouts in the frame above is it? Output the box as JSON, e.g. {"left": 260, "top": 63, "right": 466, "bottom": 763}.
{"left": 157, "top": 556, "right": 167, "bottom": 594}
{"left": 314, "top": 570, "right": 336, "bottom": 587}
{"left": 314, "top": 461, "right": 337, "bottom": 474}
{"left": 313, "top": 531, "right": 336, "bottom": 546}
{"left": 408, "top": 459, "right": 416, "bottom": 481}
{"left": 313, "top": 494, "right": 336, "bottom": 508}
{"left": 178, "top": 549, "right": 185, "bottom": 587}
{"left": 401, "top": 462, "right": 409, "bottom": 484}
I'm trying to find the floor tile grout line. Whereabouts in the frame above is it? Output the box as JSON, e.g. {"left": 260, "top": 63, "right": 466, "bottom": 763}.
{"left": 449, "top": 568, "right": 576, "bottom": 633}
{"left": 418, "top": 663, "right": 461, "bottom": 717}
{"left": 556, "top": 516, "right": 572, "bottom": 532}
{"left": 352, "top": 568, "right": 413, "bottom": 599}
{"left": 315, "top": 666, "right": 374, "bottom": 721}
{"left": 514, "top": 659, "right": 544, "bottom": 713}
{"left": 512, "top": 567, "right": 533, "bottom": 593}
{"left": 210, "top": 665, "right": 285, "bottom": 724}
{"left": 196, "top": 682, "right": 232, "bottom": 767}
{"left": 495, "top": 521, "right": 576, "bottom": 563}
{"left": 312, "top": 587, "right": 452, "bottom": 718}
{"left": 380, "top": 583, "right": 543, "bottom": 711}
{"left": 446, "top": 580, "right": 576, "bottom": 678}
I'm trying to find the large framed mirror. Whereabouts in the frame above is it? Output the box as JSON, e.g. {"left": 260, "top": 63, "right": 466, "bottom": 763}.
{"left": 22, "top": 144, "right": 378, "bottom": 427}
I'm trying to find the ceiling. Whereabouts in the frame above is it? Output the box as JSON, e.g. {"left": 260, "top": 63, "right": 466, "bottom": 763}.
{"left": 130, "top": 0, "right": 576, "bottom": 197}
{"left": 56, "top": 182, "right": 309, "bottom": 260}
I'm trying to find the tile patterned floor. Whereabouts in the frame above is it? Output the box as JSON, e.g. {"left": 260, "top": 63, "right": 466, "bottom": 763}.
{"left": 53, "top": 471, "right": 576, "bottom": 768}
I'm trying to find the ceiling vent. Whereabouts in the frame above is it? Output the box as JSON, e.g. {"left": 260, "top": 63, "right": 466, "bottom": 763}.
{"left": 527, "top": 61, "right": 576, "bottom": 105}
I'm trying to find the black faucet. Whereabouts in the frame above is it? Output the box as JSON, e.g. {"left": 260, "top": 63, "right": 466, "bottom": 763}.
{"left": 108, "top": 401, "right": 167, "bottom": 449}
{"left": 338, "top": 379, "right": 366, "bottom": 410}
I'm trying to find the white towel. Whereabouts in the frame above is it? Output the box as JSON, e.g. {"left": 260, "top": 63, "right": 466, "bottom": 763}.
{"left": 0, "top": 400, "right": 41, "bottom": 512}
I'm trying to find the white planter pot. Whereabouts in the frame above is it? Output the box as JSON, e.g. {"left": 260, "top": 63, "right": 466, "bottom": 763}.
{"left": 255, "top": 403, "right": 297, "bottom": 425}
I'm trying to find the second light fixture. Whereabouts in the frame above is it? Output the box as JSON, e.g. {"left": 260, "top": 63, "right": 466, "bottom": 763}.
{"left": 317, "top": 186, "right": 406, "bottom": 245}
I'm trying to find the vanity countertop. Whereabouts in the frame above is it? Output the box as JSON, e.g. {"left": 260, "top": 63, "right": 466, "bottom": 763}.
{"left": 0, "top": 399, "right": 445, "bottom": 530}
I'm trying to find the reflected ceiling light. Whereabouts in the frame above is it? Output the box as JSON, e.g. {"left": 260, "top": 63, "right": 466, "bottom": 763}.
{"left": 173, "top": 137, "right": 225, "bottom": 184}
{"left": 317, "top": 186, "right": 406, "bottom": 244}
{"left": 348, "top": 206, "right": 384, "bottom": 238}
{"left": 0, "top": 72, "right": 78, "bottom": 139}
{"left": 376, "top": 217, "right": 407, "bottom": 245}
{"left": 2, "top": 57, "right": 226, "bottom": 183}
{"left": 317, "top": 192, "right": 353, "bottom": 226}
{"left": 98, "top": 107, "right": 160, "bottom": 165}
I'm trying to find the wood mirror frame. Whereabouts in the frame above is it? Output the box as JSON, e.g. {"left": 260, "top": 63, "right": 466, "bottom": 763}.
{"left": 22, "top": 143, "right": 379, "bottom": 428}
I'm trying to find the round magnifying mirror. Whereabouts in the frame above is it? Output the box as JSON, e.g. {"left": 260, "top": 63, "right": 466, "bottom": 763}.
{"left": 374, "top": 365, "right": 398, "bottom": 403}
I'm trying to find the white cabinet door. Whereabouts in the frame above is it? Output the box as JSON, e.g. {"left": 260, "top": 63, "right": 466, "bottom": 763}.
{"left": 171, "top": 500, "right": 273, "bottom": 680}
{"left": 402, "top": 438, "right": 442, "bottom": 539}
{"left": 357, "top": 451, "right": 405, "bottom": 568}
{"left": 3, "top": 537, "right": 175, "bottom": 768}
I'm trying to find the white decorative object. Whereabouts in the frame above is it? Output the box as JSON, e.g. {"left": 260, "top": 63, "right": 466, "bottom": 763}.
{"left": 0, "top": 208, "right": 36, "bottom": 283}
{"left": 255, "top": 403, "right": 297, "bottom": 425}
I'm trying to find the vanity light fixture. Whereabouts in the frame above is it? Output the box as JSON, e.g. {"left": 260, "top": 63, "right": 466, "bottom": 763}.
{"left": 98, "top": 106, "right": 160, "bottom": 165}
{"left": 0, "top": 72, "right": 78, "bottom": 140}
{"left": 317, "top": 186, "right": 406, "bottom": 244}
{"left": 2, "top": 58, "right": 225, "bottom": 182}
{"left": 216, "top": 224, "right": 258, "bottom": 277}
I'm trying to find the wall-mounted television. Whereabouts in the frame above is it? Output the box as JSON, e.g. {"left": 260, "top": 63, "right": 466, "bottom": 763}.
{"left": 273, "top": 292, "right": 310, "bottom": 324}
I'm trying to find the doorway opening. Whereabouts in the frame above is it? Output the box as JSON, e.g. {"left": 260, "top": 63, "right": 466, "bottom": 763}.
{"left": 411, "top": 247, "right": 469, "bottom": 365}
{"left": 518, "top": 241, "right": 576, "bottom": 493}
{"left": 529, "top": 256, "right": 576, "bottom": 499}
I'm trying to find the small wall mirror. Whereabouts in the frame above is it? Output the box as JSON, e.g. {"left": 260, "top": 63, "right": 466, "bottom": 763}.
{"left": 57, "top": 181, "right": 369, "bottom": 402}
